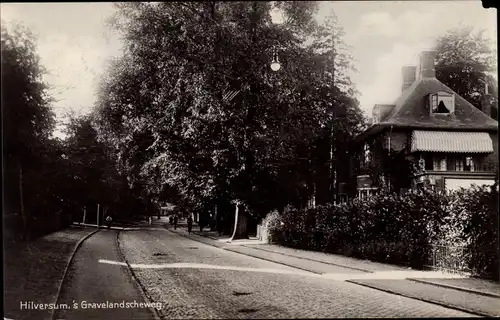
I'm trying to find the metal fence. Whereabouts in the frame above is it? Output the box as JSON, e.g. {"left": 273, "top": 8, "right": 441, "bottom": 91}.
{"left": 424, "top": 244, "right": 471, "bottom": 275}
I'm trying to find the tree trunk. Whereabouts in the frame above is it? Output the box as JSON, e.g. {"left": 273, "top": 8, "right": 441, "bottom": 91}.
{"left": 230, "top": 202, "right": 248, "bottom": 241}
{"left": 18, "top": 163, "right": 28, "bottom": 240}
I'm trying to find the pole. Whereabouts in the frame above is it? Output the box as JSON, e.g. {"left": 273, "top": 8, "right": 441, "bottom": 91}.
{"left": 83, "top": 206, "right": 86, "bottom": 224}
{"left": 230, "top": 201, "right": 239, "bottom": 242}
{"left": 97, "top": 204, "right": 100, "bottom": 228}
{"left": 333, "top": 108, "right": 338, "bottom": 205}
{"left": 388, "top": 125, "right": 393, "bottom": 193}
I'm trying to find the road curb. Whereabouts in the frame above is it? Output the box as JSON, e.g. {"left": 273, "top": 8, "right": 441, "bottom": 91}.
{"left": 192, "top": 231, "right": 219, "bottom": 241}
{"left": 190, "top": 230, "right": 374, "bottom": 274}
{"left": 345, "top": 279, "right": 489, "bottom": 317}
{"left": 167, "top": 228, "right": 322, "bottom": 275}
{"left": 408, "top": 278, "right": 500, "bottom": 299}
{"left": 116, "top": 230, "right": 163, "bottom": 320}
{"left": 243, "top": 245, "right": 374, "bottom": 274}
{"left": 51, "top": 228, "right": 100, "bottom": 320}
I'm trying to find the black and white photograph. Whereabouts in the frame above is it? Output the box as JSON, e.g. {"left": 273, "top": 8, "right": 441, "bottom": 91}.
{"left": 2, "top": 1, "right": 499, "bottom": 319}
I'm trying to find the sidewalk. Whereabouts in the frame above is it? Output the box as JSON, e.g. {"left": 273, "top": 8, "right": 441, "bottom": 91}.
{"left": 4, "top": 227, "right": 98, "bottom": 320}
{"left": 169, "top": 226, "right": 500, "bottom": 317}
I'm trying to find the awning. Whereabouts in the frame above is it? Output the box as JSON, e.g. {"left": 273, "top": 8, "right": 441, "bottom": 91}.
{"left": 411, "top": 131, "right": 494, "bottom": 153}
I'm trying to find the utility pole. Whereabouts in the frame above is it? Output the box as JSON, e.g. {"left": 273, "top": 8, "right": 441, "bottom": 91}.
{"left": 82, "top": 206, "right": 86, "bottom": 224}
{"left": 97, "top": 203, "right": 100, "bottom": 228}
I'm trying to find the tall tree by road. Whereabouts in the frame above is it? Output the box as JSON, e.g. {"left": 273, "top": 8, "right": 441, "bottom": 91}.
{"left": 434, "top": 25, "right": 498, "bottom": 119}
{"left": 2, "top": 23, "right": 56, "bottom": 238}
{"left": 95, "top": 2, "right": 364, "bottom": 238}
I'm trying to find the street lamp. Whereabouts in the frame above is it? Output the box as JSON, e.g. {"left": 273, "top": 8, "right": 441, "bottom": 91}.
{"left": 270, "top": 46, "right": 281, "bottom": 71}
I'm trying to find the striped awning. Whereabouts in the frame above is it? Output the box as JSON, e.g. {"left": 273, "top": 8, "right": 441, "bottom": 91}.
{"left": 411, "top": 131, "right": 494, "bottom": 153}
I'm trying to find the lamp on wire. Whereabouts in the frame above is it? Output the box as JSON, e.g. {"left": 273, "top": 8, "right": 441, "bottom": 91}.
{"left": 270, "top": 46, "right": 281, "bottom": 71}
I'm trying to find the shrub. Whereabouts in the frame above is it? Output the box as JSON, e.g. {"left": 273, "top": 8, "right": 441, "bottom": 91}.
{"left": 268, "top": 185, "right": 498, "bottom": 280}
{"left": 261, "top": 210, "right": 282, "bottom": 243}
{"left": 450, "top": 185, "right": 498, "bottom": 280}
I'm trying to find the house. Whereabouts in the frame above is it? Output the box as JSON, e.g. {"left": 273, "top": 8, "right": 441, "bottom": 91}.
{"left": 349, "top": 50, "right": 498, "bottom": 199}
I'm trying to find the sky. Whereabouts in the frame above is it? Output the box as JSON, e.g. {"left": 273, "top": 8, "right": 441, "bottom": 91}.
{"left": 1, "top": 1, "right": 497, "bottom": 130}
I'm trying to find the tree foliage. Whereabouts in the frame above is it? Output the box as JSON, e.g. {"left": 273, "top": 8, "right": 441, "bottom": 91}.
{"left": 2, "top": 23, "right": 148, "bottom": 240}
{"left": 2, "top": 23, "right": 57, "bottom": 218}
{"left": 434, "top": 25, "right": 498, "bottom": 117}
{"left": 95, "top": 2, "right": 365, "bottom": 220}
{"left": 62, "top": 112, "right": 153, "bottom": 221}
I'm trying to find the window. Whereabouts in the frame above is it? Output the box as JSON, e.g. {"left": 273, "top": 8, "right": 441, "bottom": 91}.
{"left": 455, "top": 158, "right": 464, "bottom": 171}
{"left": 362, "top": 143, "right": 371, "bottom": 166}
{"left": 433, "top": 156, "right": 447, "bottom": 171}
{"left": 452, "top": 155, "right": 476, "bottom": 172}
{"left": 423, "top": 154, "right": 434, "bottom": 170}
{"left": 430, "top": 92, "right": 455, "bottom": 114}
{"left": 339, "top": 194, "right": 348, "bottom": 204}
{"left": 465, "top": 156, "right": 475, "bottom": 172}
{"left": 358, "top": 189, "right": 375, "bottom": 200}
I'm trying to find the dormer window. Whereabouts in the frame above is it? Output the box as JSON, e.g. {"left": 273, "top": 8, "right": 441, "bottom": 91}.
{"left": 430, "top": 91, "right": 455, "bottom": 114}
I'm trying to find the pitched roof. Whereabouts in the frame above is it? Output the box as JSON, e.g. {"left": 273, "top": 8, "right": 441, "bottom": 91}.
{"left": 356, "top": 77, "right": 498, "bottom": 142}
{"left": 384, "top": 77, "right": 498, "bottom": 129}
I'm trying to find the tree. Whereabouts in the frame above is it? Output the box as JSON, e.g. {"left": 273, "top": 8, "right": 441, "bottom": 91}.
{"left": 2, "top": 23, "right": 56, "bottom": 238}
{"left": 96, "top": 2, "right": 363, "bottom": 239}
{"left": 434, "top": 25, "right": 498, "bottom": 119}
{"left": 62, "top": 112, "right": 149, "bottom": 223}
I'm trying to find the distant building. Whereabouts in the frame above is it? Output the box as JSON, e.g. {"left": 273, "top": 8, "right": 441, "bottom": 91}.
{"left": 349, "top": 50, "right": 498, "bottom": 199}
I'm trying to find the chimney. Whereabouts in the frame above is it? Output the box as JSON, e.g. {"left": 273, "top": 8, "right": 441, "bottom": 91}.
{"left": 419, "top": 50, "right": 437, "bottom": 79}
{"left": 480, "top": 81, "right": 493, "bottom": 117}
{"left": 401, "top": 66, "right": 417, "bottom": 92}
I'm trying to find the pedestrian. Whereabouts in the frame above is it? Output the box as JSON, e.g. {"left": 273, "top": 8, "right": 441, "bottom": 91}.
{"left": 148, "top": 216, "right": 152, "bottom": 225}
{"left": 217, "top": 216, "right": 223, "bottom": 237}
{"left": 105, "top": 215, "right": 112, "bottom": 229}
{"left": 187, "top": 215, "right": 193, "bottom": 234}
{"left": 173, "top": 214, "right": 178, "bottom": 230}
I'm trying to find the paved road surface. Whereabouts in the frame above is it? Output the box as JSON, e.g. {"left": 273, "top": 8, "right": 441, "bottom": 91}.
{"left": 54, "top": 230, "right": 155, "bottom": 320}
{"left": 117, "top": 228, "right": 473, "bottom": 319}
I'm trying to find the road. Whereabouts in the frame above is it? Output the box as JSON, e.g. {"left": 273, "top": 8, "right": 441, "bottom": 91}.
{"left": 52, "top": 222, "right": 478, "bottom": 319}
{"left": 114, "top": 227, "right": 472, "bottom": 319}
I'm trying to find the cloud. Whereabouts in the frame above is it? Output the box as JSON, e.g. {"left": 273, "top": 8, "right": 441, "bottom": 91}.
{"left": 356, "top": 9, "right": 437, "bottom": 42}
{"left": 358, "top": 11, "right": 398, "bottom": 37}
{"left": 352, "top": 2, "right": 497, "bottom": 116}
{"left": 2, "top": 1, "right": 496, "bottom": 125}
{"left": 1, "top": 3, "right": 123, "bottom": 120}
{"left": 357, "top": 41, "right": 431, "bottom": 115}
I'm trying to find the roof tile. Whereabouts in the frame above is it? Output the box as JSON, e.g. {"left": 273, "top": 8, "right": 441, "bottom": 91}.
{"left": 382, "top": 78, "right": 498, "bottom": 130}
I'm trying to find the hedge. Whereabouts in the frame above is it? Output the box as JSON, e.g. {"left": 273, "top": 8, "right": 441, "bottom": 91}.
{"left": 266, "top": 185, "right": 499, "bottom": 281}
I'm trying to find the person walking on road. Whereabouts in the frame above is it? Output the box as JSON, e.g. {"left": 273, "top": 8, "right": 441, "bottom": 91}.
{"left": 173, "top": 214, "right": 178, "bottom": 230}
{"left": 217, "top": 216, "right": 224, "bottom": 237}
{"left": 187, "top": 215, "right": 193, "bottom": 234}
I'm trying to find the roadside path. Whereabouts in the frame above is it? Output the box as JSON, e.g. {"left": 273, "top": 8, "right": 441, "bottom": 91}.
{"left": 4, "top": 227, "right": 97, "bottom": 320}
{"left": 54, "top": 230, "right": 155, "bottom": 320}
